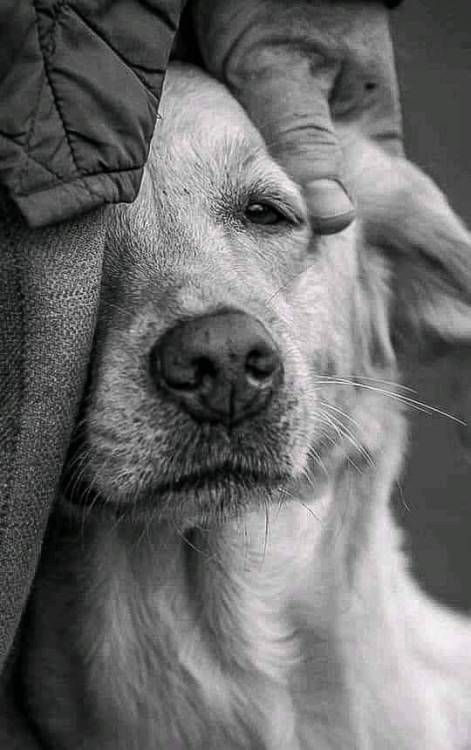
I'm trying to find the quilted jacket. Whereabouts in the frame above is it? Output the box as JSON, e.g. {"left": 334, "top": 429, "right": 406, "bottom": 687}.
{"left": 0, "top": 0, "right": 183, "bottom": 227}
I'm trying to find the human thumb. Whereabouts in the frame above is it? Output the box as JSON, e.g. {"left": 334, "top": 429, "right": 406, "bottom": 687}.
{"left": 228, "top": 51, "right": 355, "bottom": 234}
{"left": 193, "top": 1, "right": 355, "bottom": 234}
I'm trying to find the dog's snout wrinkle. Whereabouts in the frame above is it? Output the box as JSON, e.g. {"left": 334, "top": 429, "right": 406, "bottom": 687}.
{"left": 150, "top": 311, "right": 283, "bottom": 425}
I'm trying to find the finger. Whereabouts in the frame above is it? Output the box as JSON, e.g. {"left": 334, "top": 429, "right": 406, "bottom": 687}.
{"left": 304, "top": 180, "right": 355, "bottom": 235}
{"left": 228, "top": 53, "right": 355, "bottom": 234}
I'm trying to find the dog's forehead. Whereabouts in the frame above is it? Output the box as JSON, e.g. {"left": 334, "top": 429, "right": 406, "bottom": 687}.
{"left": 136, "top": 64, "right": 306, "bottom": 230}
{"left": 157, "top": 65, "right": 264, "bottom": 155}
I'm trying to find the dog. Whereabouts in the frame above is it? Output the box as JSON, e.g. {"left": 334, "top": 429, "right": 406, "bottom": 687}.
{"left": 19, "top": 62, "right": 471, "bottom": 749}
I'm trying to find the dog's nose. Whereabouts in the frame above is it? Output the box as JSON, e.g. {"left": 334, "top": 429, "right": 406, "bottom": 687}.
{"left": 150, "top": 311, "right": 282, "bottom": 425}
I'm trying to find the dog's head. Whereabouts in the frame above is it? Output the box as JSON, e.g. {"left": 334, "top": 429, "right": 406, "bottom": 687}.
{"left": 65, "top": 63, "right": 471, "bottom": 526}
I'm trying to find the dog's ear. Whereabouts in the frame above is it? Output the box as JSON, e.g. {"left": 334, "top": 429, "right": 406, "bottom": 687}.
{"left": 348, "top": 138, "right": 471, "bottom": 350}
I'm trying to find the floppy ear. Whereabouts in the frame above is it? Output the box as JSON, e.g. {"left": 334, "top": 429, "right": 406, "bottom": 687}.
{"left": 346, "top": 137, "right": 471, "bottom": 350}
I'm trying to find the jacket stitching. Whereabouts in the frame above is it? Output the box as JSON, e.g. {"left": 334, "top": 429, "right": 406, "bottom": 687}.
{"left": 13, "top": 163, "right": 145, "bottom": 199}
{"left": 30, "top": 1, "right": 97, "bottom": 203}
{"left": 0, "top": 133, "right": 78, "bottom": 184}
{"left": 67, "top": 5, "right": 161, "bottom": 103}
{"left": 19, "top": 73, "right": 45, "bottom": 158}
{"left": 0, "top": 131, "right": 145, "bottom": 195}
{"left": 40, "top": 0, "right": 68, "bottom": 56}
{"left": 15, "top": 75, "right": 66, "bottom": 190}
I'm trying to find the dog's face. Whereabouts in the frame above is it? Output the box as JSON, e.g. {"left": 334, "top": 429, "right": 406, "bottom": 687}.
{"left": 67, "top": 64, "right": 471, "bottom": 526}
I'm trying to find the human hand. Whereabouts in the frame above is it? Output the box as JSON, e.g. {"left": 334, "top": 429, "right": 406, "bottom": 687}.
{"left": 193, "top": 0, "right": 403, "bottom": 234}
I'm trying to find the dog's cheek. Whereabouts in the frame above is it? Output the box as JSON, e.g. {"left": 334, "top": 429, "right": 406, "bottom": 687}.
{"left": 268, "top": 298, "right": 321, "bottom": 473}
{"left": 83, "top": 330, "right": 165, "bottom": 499}
{"left": 283, "top": 258, "right": 361, "bottom": 466}
{"left": 287, "top": 267, "right": 337, "bottom": 375}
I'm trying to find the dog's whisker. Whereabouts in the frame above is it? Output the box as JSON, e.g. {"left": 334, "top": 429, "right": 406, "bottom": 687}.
{"left": 313, "top": 377, "right": 466, "bottom": 425}
{"left": 346, "top": 373, "right": 415, "bottom": 393}
{"left": 295, "top": 499, "right": 322, "bottom": 524}
{"left": 393, "top": 478, "right": 411, "bottom": 514}
{"left": 304, "top": 439, "right": 330, "bottom": 479}
{"left": 318, "top": 403, "right": 376, "bottom": 469}
{"left": 172, "top": 521, "right": 213, "bottom": 561}
{"left": 262, "top": 266, "right": 312, "bottom": 308}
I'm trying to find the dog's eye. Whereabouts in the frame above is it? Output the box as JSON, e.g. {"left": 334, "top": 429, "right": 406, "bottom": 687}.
{"left": 244, "top": 202, "right": 292, "bottom": 226}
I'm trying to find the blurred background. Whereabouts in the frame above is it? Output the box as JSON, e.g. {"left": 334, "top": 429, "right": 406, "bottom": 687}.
{"left": 391, "top": 0, "right": 471, "bottom": 611}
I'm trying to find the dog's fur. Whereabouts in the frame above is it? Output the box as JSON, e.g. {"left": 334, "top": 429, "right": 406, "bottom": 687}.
{"left": 20, "top": 64, "right": 471, "bottom": 749}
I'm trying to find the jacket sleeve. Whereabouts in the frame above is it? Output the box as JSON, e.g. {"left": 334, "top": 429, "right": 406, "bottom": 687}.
{"left": 0, "top": 1, "right": 183, "bottom": 227}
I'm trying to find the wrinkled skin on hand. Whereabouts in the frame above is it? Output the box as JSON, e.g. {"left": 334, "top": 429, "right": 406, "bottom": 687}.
{"left": 193, "top": 0, "right": 403, "bottom": 233}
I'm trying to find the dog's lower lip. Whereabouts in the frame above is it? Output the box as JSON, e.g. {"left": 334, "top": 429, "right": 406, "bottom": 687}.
{"left": 61, "top": 467, "right": 289, "bottom": 512}
{"left": 153, "top": 469, "right": 288, "bottom": 495}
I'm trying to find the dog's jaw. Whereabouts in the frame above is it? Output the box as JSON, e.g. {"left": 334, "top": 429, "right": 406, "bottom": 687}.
{"left": 20, "top": 407, "right": 398, "bottom": 750}
{"left": 22, "top": 379, "right": 471, "bottom": 749}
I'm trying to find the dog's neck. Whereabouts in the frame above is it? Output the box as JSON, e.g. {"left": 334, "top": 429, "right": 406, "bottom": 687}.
{"left": 26, "top": 410, "right": 468, "bottom": 750}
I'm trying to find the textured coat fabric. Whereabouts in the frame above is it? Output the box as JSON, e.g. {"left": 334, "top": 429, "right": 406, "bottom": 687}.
{"left": 0, "top": 196, "right": 105, "bottom": 657}
{"left": 0, "top": 0, "right": 182, "bottom": 227}
{"left": 0, "top": 192, "right": 106, "bottom": 743}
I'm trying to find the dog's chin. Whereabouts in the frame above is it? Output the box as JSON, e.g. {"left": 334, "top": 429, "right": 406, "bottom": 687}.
{"left": 60, "top": 469, "right": 290, "bottom": 529}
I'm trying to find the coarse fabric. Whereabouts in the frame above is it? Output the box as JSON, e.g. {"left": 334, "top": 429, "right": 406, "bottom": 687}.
{"left": 0, "top": 192, "right": 106, "bottom": 662}
{"left": 0, "top": 192, "right": 106, "bottom": 744}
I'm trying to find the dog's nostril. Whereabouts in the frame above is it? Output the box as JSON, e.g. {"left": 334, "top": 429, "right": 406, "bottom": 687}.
{"left": 191, "top": 357, "right": 218, "bottom": 391}
{"left": 245, "top": 347, "right": 279, "bottom": 385}
{"left": 157, "top": 354, "right": 217, "bottom": 392}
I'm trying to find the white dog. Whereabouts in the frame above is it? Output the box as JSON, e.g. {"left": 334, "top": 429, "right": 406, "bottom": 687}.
{"left": 21, "top": 63, "right": 471, "bottom": 749}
